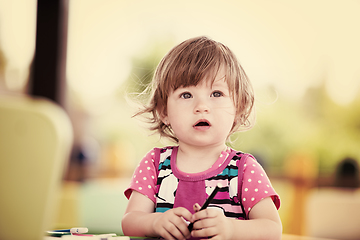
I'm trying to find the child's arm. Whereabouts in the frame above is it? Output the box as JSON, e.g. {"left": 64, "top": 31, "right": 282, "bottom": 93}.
{"left": 191, "top": 197, "right": 282, "bottom": 240}
{"left": 121, "top": 190, "right": 193, "bottom": 240}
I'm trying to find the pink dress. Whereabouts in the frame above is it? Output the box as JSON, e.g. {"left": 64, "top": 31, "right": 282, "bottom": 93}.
{"left": 125, "top": 146, "right": 280, "bottom": 219}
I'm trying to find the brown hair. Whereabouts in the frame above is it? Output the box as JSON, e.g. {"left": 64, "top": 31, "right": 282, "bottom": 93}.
{"left": 134, "top": 36, "right": 254, "bottom": 142}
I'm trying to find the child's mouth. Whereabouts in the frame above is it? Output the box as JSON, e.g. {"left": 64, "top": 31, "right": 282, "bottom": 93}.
{"left": 193, "top": 120, "right": 211, "bottom": 129}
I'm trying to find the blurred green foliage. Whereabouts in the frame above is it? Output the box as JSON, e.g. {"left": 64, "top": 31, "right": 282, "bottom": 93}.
{"left": 120, "top": 39, "right": 175, "bottom": 98}
{"left": 233, "top": 84, "right": 360, "bottom": 175}
{"left": 0, "top": 48, "right": 5, "bottom": 80}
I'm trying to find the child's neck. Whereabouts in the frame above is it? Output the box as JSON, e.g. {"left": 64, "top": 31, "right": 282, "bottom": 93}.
{"left": 176, "top": 143, "right": 228, "bottom": 174}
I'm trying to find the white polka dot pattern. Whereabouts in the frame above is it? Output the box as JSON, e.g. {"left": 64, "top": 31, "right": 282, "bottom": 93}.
{"left": 241, "top": 156, "right": 279, "bottom": 216}
{"left": 124, "top": 149, "right": 158, "bottom": 202}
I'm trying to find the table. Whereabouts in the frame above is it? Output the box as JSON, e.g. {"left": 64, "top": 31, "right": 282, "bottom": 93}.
{"left": 46, "top": 234, "right": 336, "bottom": 240}
{"left": 282, "top": 234, "right": 336, "bottom": 240}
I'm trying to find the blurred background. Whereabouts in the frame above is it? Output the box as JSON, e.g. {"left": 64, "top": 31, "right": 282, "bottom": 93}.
{"left": 1, "top": 0, "right": 360, "bottom": 239}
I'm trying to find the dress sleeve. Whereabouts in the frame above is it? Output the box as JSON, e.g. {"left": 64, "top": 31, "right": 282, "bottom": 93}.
{"left": 124, "top": 149, "right": 158, "bottom": 203}
{"left": 240, "top": 154, "right": 280, "bottom": 217}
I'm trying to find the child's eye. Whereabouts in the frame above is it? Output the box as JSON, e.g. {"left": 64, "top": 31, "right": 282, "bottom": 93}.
{"left": 211, "top": 91, "right": 223, "bottom": 97}
{"left": 180, "top": 92, "right": 192, "bottom": 99}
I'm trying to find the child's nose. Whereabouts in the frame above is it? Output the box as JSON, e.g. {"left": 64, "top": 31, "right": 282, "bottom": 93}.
{"left": 194, "top": 98, "right": 210, "bottom": 114}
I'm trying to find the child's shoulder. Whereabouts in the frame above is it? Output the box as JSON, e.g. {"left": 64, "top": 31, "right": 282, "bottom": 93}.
{"left": 156, "top": 145, "right": 177, "bottom": 153}
{"left": 143, "top": 146, "right": 175, "bottom": 157}
{"left": 227, "top": 148, "right": 258, "bottom": 166}
{"left": 147, "top": 146, "right": 178, "bottom": 164}
{"left": 228, "top": 148, "right": 253, "bottom": 158}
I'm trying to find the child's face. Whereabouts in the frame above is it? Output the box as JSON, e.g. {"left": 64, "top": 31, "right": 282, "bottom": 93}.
{"left": 163, "top": 68, "right": 236, "bottom": 148}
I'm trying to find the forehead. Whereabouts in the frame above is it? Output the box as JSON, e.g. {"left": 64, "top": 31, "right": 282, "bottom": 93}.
{"left": 200, "top": 67, "right": 228, "bottom": 87}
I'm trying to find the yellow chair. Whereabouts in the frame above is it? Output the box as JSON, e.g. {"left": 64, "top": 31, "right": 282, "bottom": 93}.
{"left": 0, "top": 95, "right": 73, "bottom": 240}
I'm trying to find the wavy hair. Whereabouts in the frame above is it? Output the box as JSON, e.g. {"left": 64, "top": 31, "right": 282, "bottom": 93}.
{"left": 134, "top": 36, "right": 254, "bottom": 143}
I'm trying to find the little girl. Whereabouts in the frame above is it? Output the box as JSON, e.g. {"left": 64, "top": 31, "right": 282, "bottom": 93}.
{"left": 122, "top": 36, "right": 282, "bottom": 240}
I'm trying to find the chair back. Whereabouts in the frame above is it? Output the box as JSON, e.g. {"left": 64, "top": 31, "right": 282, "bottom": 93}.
{"left": 0, "top": 96, "right": 73, "bottom": 240}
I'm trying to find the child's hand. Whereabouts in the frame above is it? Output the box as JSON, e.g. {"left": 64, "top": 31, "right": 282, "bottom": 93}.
{"left": 191, "top": 203, "right": 234, "bottom": 240}
{"left": 152, "top": 207, "right": 192, "bottom": 240}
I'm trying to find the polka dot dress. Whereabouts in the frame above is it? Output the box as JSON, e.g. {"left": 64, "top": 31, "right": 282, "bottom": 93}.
{"left": 125, "top": 147, "right": 280, "bottom": 218}
{"left": 125, "top": 149, "right": 158, "bottom": 202}
{"left": 241, "top": 157, "right": 280, "bottom": 215}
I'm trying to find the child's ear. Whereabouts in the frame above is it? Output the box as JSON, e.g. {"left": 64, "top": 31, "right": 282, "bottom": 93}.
{"left": 159, "top": 112, "right": 169, "bottom": 126}
{"left": 157, "top": 104, "right": 168, "bottom": 125}
{"left": 162, "top": 117, "right": 169, "bottom": 126}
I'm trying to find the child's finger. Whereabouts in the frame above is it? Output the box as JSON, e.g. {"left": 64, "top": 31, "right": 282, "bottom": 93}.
{"left": 165, "top": 221, "right": 186, "bottom": 240}
{"left": 191, "top": 226, "right": 218, "bottom": 239}
{"left": 171, "top": 207, "right": 192, "bottom": 238}
{"left": 173, "top": 207, "right": 193, "bottom": 222}
{"left": 193, "top": 203, "right": 201, "bottom": 212}
{"left": 192, "top": 208, "right": 221, "bottom": 222}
